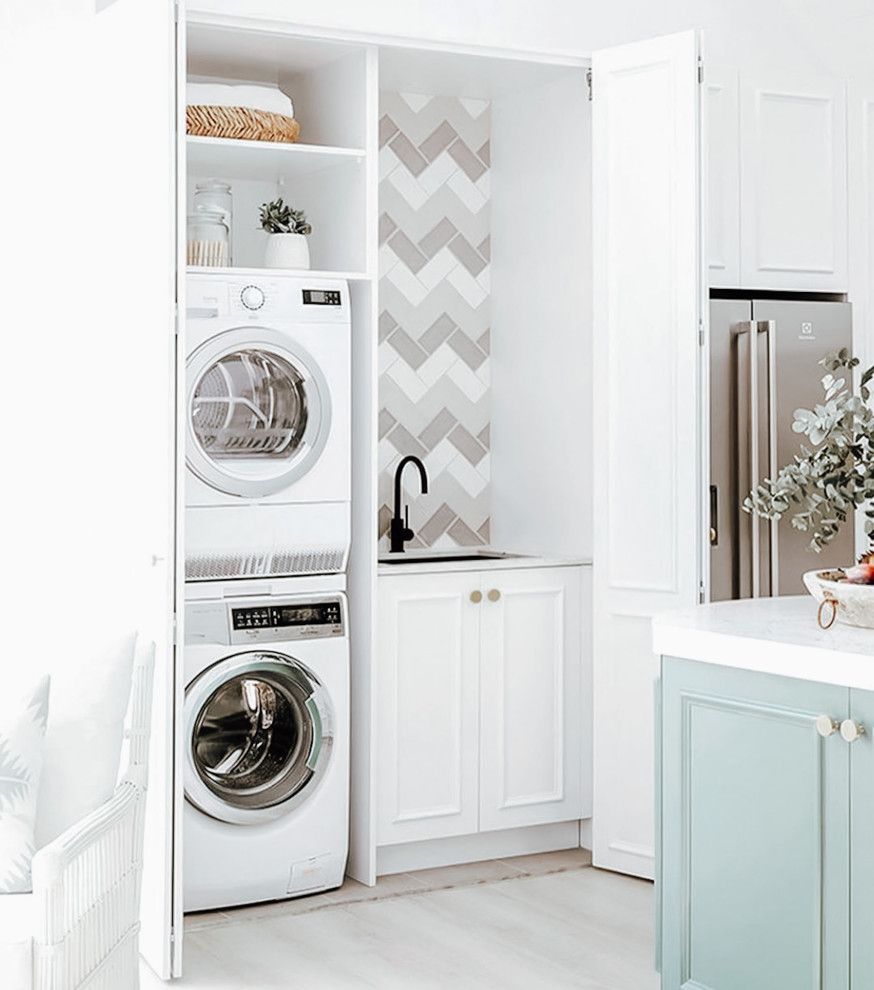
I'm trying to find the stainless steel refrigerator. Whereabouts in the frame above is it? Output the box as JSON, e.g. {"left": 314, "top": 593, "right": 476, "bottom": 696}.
{"left": 710, "top": 297, "right": 854, "bottom": 601}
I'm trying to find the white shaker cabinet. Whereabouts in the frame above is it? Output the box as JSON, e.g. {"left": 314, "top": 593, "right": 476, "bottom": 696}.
{"left": 376, "top": 566, "right": 585, "bottom": 850}
{"left": 709, "top": 66, "right": 848, "bottom": 291}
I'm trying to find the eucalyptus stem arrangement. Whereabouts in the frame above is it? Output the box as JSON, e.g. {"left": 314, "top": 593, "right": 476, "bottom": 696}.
{"left": 259, "top": 198, "right": 312, "bottom": 235}
{"left": 744, "top": 349, "right": 874, "bottom": 581}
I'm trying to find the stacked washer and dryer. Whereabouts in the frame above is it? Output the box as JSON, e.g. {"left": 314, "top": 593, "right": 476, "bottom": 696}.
{"left": 183, "top": 273, "right": 351, "bottom": 912}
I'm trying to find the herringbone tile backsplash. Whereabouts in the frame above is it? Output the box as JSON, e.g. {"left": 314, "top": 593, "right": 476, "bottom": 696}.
{"left": 378, "top": 91, "right": 491, "bottom": 550}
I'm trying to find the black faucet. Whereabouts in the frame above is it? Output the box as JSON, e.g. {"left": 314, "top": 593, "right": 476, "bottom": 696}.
{"left": 389, "top": 455, "right": 429, "bottom": 552}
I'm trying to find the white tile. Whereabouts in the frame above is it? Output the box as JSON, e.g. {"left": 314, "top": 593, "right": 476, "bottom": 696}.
{"left": 423, "top": 438, "right": 458, "bottom": 479}
{"left": 448, "top": 454, "right": 488, "bottom": 498}
{"left": 384, "top": 263, "right": 428, "bottom": 307}
{"left": 459, "top": 96, "right": 490, "bottom": 119}
{"left": 447, "top": 264, "right": 488, "bottom": 310}
{"left": 378, "top": 241, "right": 400, "bottom": 278}
{"left": 384, "top": 165, "right": 429, "bottom": 211}
{"left": 379, "top": 144, "right": 401, "bottom": 181}
{"left": 447, "top": 359, "right": 488, "bottom": 403}
{"left": 416, "top": 346, "right": 458, "bottom": 389}
{"left": 385, "top": 359, "right": 428, "bottom": 404}
{"left": 446, "top": 169, "right": 488, "bottom": 214}
{"left": 378, "top": 339, "right": 398, "bottom": 375}
{"left": 475, "top": 169, "right": 491, "bottom": 198}
{"left": 399, "top": 91, "right": 431, "bottom": 113}
{"left": 378, "top": 437, "right": 399, "bottom": 472}
{"left": 416, "top": 151, "right": 457, "bottom": 196}
{"left": 477, "top": 357, "right": 491, "bottom": 388}
{"left": 475, "top": 264, "right": 491, "bottom": 295}
{"left": 416, "top": 248, "right": 457, "bottom": 292}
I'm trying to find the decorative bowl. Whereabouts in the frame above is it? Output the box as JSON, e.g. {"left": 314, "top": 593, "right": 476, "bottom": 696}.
{"left": 803, "top": 569, "right": 874, "bottom": 629}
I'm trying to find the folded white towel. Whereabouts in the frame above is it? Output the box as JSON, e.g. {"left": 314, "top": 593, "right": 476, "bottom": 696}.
{"left": 187, "top": 81, "right": 294, "bottom": 118}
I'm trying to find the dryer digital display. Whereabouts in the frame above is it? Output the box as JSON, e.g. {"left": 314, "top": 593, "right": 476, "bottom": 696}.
{"left": 231, "top": 601, "right": 342, "bottom": 630}
{"left": 302, "top": 289, "right": 341, "bottom": 306}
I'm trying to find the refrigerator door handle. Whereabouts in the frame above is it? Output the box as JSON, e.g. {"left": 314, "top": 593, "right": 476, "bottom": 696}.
{"left": 763, "top": 320, "right": 779, "bottom": 596}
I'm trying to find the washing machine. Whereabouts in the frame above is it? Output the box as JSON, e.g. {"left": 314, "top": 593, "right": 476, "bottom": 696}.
{"left": 185, "top": 272, "right": 350, "bottom": 582}
{"left": 183, "top": 579, "right": 349, "bottom": 912}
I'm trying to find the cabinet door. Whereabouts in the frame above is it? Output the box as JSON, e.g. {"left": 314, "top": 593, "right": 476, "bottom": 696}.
{"left": 592, "top": 29, "right": 703, "bottom": 879}
{"left": 707, "top": 64, "right": 741, "bottom": 287}
{"left": 740, "top": 69, "right": 848, "bottom": 291}
{"left": 850, "top": 688, "right": 874, "bottom": 988}
{"left": 376, "top": 573, "right": 479, "bottom": 845}
{"left": 660, "top": 658, "right": 849, "bottom": 990}
{"left": 479, "top": 567, "right": 582, "bottom": 831}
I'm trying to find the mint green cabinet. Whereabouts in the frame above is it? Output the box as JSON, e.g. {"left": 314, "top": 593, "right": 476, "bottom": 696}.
{"left": 658, "top": 657, "right": 874, "bottom": 990}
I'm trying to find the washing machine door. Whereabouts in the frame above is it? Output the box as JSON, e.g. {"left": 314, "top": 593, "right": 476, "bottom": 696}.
{"left": 184, "top": 651, "right": 334, "bottom": 825}
{"left": 186, "top": 327, "right": 332, "bottom": 498}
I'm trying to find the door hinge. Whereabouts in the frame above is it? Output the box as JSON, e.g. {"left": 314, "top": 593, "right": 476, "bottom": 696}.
{"left": 586, "top": 68, "right": 592, "bottom": 102}
{"left": 174, "top": 303, "right": 180, "bottom": 336}
{"left": 697, "top": 56, "right": 704, "bottom": 85}
{"left": 698, "top": 581, "right": 706, "bottom": 604}
{"left": 698, "top": 319, "right": 705, "bottom": 346}
{"left": 170, "top": 924, "right": 176, "bottom": 943}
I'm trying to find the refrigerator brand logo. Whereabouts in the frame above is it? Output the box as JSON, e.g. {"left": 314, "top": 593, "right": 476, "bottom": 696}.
{"left": 800, "top": 321, "right": 815, "bottom": 340}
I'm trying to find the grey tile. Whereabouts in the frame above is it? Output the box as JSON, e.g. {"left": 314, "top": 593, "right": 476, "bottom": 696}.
{"left": 448, "top": 233, "right": 488, "bottom": 277}
{"left": 448, "top": 517, "right": 487, "bottom": 547}
{"left": 379, "top": 113, "right": 400, "bottom": 148}
{"left": 378, "top": 408, "right": 397, "bottom": 440}
{"left": 406, "top": 859, "right": 526, "bottom": 891}
{"left": 323, "top": 872, "right": 430, "bottom": 905}
{"left": 378, "top": 310, "right": 398, "bottom": 342}
{"left": 447, "top": 137, "right": 487, "bottom": 183}
{"left": 417, "top": 217, "right": 457, "bottom": 259}
{"left": 388, "top": 326, "right": 428, "bottom": 370}
{"left": 377, "top": 504, "right": 392, "bottom": 539}
{"left": 477, "top": 328, "right": 490, "bottom": 355}
{"left": 387, "top": 423, "right": 427, "bottom": 460}
{"left": 378, "top": 212, "right": 397, "bottom": 246}
{"left": 448, "top": 423, "right": 487, "bottom": 466}
{"left": 389, "top": 131, "right": 428, "bottom": 177}
{"left": 417, "top": 502, "right": 457, "bottom": 546}
{"left": 418, "top": 407, "right": 458, "bottom": 451}
{"left": 418, "top": 119, "right": 459, "bottom": 162}
{"left": 477, "top": 517, "right": 491, "bottom": 544}
{"left": 419, "top": 312, "right": 457, "bottom": 354}
{"left": 477, "top": 235, "right": 490, "bottom": 262}
{"left": 447, "top": 327, "right": 487, "bottom": 371}
{"left": 388, "top": 229, "right": 427, "bottom": 274}
{"left": 477, "top": 423, "right": 490, "bottom": 449}
{"left": 477, "top": 139, "right": 491, "bottom": 167}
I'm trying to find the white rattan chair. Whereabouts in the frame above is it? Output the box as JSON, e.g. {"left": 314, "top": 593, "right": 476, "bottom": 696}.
{"left": 1, "top": 638, "right": 155, "bottom": 990}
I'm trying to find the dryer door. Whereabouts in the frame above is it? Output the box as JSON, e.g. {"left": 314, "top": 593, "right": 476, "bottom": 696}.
{"left": 184, "top": 651, "right": 334, "bottom": 825}
{"left": 186, "top": 327, "right": 332, "bottom": 498}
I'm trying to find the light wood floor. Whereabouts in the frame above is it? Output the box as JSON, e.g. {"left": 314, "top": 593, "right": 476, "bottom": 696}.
{"left": 140, "top": 850, "right": 659, "bottom": 989}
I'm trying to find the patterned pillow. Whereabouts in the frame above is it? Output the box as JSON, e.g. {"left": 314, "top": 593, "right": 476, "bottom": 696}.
{"left": 0, "top": 675, "right": 50, "bottom": 894}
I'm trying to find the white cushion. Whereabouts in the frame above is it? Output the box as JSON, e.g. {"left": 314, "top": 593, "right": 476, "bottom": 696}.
{"left": 0, "top": 892, "right": 34, "bottom": 990}
{"left": 0, "top": 675, "right": 50, "bottom": 894}
{"left": 35, "top": 632, "right": 136, "bottom": 848}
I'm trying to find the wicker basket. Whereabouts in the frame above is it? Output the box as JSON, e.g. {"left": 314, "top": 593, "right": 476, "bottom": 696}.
{"left": 187, "top": 104, "right": 300, "bottom": 143}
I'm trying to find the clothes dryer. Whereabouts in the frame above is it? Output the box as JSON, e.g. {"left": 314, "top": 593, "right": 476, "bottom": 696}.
{"left": 183, "top": 581, "right": 349, "bottom": 911}
{"left": 185, "top": 273, "right": 350, "bottom": 581}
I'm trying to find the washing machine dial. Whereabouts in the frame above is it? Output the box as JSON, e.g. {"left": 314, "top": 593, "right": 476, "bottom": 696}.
{"left": 240, "top": 285, "right": 265, "bottom": 310}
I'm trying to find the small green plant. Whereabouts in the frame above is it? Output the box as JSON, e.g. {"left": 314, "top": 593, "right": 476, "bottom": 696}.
{"left": 744, "top": 348, "right": 874, "bottom": 553}
{"left": 259, "top": 198, "right": 312, "bottom": 235}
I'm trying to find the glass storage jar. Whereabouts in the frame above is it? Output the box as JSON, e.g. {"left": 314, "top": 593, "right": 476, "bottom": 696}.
{"left": 193, "top": 179, "right": 233, "bottom": 264}
{"left": 187, "top": 211, "right": 229, "bottom": 268}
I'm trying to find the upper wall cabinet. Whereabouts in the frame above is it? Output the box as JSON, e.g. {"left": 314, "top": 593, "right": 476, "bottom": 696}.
{"left": 709, "top": 67, "right": 848, "bottom": 292}
{"left": 185, "top": 22, "right": 373, "bottom": 276}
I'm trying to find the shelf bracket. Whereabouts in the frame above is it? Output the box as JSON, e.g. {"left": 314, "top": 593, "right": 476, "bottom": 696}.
{"left": 586, "top": 68, "right": 593, "bottom": 102}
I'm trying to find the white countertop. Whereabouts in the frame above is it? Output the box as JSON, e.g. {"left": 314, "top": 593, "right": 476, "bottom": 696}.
{"left": 377, "top": 551, "right": 592, "bottom": 576}
{"left": 652, "top": 596, "right": 874, "bottom": 690}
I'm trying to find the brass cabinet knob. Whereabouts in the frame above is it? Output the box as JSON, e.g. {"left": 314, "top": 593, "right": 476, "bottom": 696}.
{"left": 487, "top": 589, "right": 501, "bottom": 602}
{"left": 840, "top": 719, "right": 866, "bottom": 743}
{"left": 815, "top": 715, "right": 838, "bottom": 737}
{"left": 470, "top": 590, "right": 483, "bottom": 603}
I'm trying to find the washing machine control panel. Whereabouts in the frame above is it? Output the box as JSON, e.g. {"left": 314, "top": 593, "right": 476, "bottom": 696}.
{"left": 227, "top": 597, "right": 344, "bottom": 644}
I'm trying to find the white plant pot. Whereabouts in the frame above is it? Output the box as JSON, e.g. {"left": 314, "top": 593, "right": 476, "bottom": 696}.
{"left": 264, "top": 233, "right": 310, "bottom": 269}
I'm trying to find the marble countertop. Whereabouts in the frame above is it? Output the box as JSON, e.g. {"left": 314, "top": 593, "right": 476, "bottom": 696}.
{"left": 652, "top": 596, "right": 874, "bottom": 690}
{"left": 378, "top": 551, "right": 592, "bottom": 576}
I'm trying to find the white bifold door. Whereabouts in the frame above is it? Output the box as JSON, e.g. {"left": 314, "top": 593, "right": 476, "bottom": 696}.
{"left": 591, "top": 31, "right": 705, "bottom": 879}
{"left": 1, "top": 0, "right": 180, "bottom": 979}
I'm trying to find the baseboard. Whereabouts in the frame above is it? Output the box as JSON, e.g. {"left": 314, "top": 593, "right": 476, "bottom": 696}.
{"left": 376, "top": 821, "right": 582, "bottom": 876}
{"left": 579, "top": 817, "right": 592, "bottom": 851}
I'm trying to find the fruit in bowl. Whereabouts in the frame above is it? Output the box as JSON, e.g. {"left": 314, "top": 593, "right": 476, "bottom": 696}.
{"left": 845, "top": 552, "right": 874, "bottom": 585}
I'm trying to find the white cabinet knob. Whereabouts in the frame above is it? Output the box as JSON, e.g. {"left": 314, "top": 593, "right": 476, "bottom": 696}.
{"left": 815, "top": 715, "right": 838, "bottom": 737}
{"left": 840, "top": 719, "right": 866, "bottom": 743}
